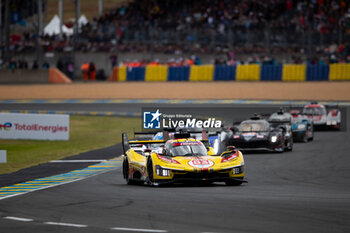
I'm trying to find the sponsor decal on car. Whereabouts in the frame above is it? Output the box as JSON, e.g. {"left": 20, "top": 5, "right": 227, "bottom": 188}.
{"left": 172, "top": 142, "right": 201, "bottom": 146}
{"left": 188, "top": 159, "right": 214, "bottom": 168}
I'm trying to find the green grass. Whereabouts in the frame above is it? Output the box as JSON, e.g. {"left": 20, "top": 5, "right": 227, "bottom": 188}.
{"left": 0, "top": 116, "right": 139, "bottom": 175}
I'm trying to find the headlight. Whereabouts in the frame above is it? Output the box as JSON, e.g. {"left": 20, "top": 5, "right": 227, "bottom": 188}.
{"left": 297, "top": 124, "right": 306, "bottom": 130}
{"left": 232, "top": 165, "right": 244, "bottom": 174}
{"left": 271, "top": 135, "right": 278, "bottom": 143}
{"left": 155, "top": 166, "right": 171, "bottom": 177}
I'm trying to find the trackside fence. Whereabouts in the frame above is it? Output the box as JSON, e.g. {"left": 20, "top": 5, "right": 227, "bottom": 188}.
{"left": 108, "top": 64, "right": 350, "bottom": 82}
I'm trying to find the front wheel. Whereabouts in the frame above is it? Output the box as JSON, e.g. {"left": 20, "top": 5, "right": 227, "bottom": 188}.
{"left": 275, "top": 135, "right": 285, "bottom": 153}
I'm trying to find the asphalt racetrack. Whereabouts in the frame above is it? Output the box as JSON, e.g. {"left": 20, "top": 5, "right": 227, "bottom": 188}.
{"left": 0, "top": 102, "right": 349, "bottom": 233}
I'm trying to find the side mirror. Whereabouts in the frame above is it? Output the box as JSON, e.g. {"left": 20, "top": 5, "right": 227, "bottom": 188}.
{"left": 226, "top": 146, "right": 236, "bottom": 151}
{"left": 144, "top": 148, "right": 152, "bottom": 152}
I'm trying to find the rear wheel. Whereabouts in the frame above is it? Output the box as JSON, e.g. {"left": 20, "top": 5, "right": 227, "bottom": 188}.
{"left": 302, "top": 132, "right": 308, "bottom": 143}
{"left": 147, "top": 157, "right": 155, "bottom": 186}
{"left": 285, "top": 137, "right": 293, "bottom": 151}
{"left": 308, "top": 125, "right": 314, "bottom": 141}
{"left": 123, "top": 158, "right": 139, "bottom": 185}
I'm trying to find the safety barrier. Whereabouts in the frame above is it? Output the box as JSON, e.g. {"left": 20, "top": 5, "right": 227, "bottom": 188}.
{"left": 214, "top": 65, "right": 236, "bottom": 81}
{"left": 236, "top": 64, "right": 261, "bottom": 81}
{"left": 110, "top": 64, "right": 350, "bottom": 82}
{"left": 306, "top": 64, "right": 329, "bottom": 81}
{"left": 329, "top": 64, "right": 350, "bottom": 81}
{"left": 189, "top": 65, "right": 214, "bottom": 81}
{"left": 126, "top": 67, "right": 145, "bottom": 81}
{"left": 282, "top": 64, "right": 306, "bottom": 81}
{"left": 167, "top": 66, "right": 190, "bottom": 81}
{"left": 260, "top": 64, "right": 282, "bottom": 81}
{"left": 145, "top": 65, "right": 168, "bottom": 81}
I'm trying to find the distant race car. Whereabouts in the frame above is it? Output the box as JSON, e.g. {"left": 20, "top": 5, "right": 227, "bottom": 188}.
{"left": 268, "top": 109, "right": 293, "bottom": 151}
{"left": 290, "top": 109, "right": 314, "bottom": 142}
{"left": 302, "top": 102, "right": 341, "bottom": 130}
{"left": 224, "top": 115, "right": 289, "bottom": 153}
{"left": 122, "top": 132, "right": 246, "bottom": 186}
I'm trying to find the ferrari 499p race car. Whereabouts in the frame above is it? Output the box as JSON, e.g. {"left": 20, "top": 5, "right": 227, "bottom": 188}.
{"left": 122, "top": 132, "right": 246, "bottom": 186}
{"left": 302, "top": 102, "right": 341, "bottom": 130}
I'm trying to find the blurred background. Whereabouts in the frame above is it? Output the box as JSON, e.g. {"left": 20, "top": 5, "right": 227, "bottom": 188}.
{"left": 0, "top": 0, "right": 350, "bottom": 80}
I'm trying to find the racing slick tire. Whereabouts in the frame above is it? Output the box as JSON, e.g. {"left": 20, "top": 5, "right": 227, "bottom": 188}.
{"left": 146, "top": 157, "right": 156, "bottom": 186}
{"left": 123, "top": 158, "right": 141, "bottom": 185}
{"left": 308, "top": 124, "right": 314, "bottom": 141}
{"left": 302, "top": 132, "right": 309, "bottom": 143}
{"left": 285, "top": 138, "right": 293, "bottom": 151}
{"left": 275, "top": 135, "right": 285, "bottom": 153}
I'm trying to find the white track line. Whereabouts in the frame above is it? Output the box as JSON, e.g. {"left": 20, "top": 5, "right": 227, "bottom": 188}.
{"left": 111, "top": 227, "right": 168, "bottom": 232}
{"left": 4, "top": 216, "right": 33, "bottom": 222}
{"left": 49, "top": 160, "right": 107, "bottom": 163}
{"left": 44, "top": 221, "right": 87, "bottom": 228}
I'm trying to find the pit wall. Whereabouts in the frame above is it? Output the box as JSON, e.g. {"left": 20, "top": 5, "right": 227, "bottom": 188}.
{"left": 109, "top": 63, "right": 350, "bottom": 82}
{"left": 0, "top": 69, "right": 49, "bottom": 84}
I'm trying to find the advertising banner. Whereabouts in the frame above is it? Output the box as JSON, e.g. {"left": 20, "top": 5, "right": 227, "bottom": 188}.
{"left": 0, "top": 113, "right": 69, "bottom": 140}
{"left": 0, "top": 150, "right": 6, "bottom": 163}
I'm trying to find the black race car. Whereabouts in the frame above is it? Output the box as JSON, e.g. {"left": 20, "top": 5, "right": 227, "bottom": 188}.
{"left": 268, "top": 110, "right": 293, "bottom": 151}
{"left": 224, "top": 115, "right": 288, "bottom": 153}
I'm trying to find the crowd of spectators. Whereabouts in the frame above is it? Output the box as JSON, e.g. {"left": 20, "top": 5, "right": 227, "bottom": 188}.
{"left": 2, "top": 0, "right": 350, "bottom": 68}
{"left": 95, "top": 0, "right": 349, "bottom": 32}
{"left": 1, "top": 58, "right": 50, "bottom": 70}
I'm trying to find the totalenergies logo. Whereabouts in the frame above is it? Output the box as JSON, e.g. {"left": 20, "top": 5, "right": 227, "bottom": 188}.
{"left": 0, "top": 122, "right": 12, "bottom": 131}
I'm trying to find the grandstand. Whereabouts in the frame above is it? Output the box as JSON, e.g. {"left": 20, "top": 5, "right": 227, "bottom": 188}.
{"left": 0, "top": 0, "right": 349, "bottom": 80}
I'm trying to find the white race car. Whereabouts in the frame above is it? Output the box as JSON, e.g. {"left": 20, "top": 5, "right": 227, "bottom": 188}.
{"left": 302, "top": 102, "right": 341, "bottom": 129}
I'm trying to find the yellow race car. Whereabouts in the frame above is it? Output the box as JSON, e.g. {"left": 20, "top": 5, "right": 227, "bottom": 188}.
{"left": 122, "top": 132, "right": 246, "bottom": 186}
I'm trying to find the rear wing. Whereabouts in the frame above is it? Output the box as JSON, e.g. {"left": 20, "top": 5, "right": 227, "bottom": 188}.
{"left": 122, "top": 132, "right": 166, "bottom": 154}
{"left": 324, "top": 104, "right": 340, "bottom": 111}
{"left": 122, "top": 132, "right": 212, "bottom": 154}
{"left": 287, "top": 105, "right": 305, "bottom": 111}
{"left": 268, "top": 120, "right": 291, "bottom": 124}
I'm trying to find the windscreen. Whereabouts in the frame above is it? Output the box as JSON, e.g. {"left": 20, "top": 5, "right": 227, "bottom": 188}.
{"left": 269, "top": 114, "right": 292, "bottom": 123}
{"left": 303, "top": 107, "right": 326, "bottom": 115}
{"left": 168, "top": 141, "right": 207, "bottom": 157}
{"left": 239, "top": 122, "right": 269, "bottom": 132}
